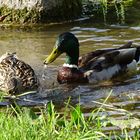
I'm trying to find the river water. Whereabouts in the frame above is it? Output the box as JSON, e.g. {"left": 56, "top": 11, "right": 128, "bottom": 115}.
{"left": 0, "top": 22, "right": 140, "bottom": 134}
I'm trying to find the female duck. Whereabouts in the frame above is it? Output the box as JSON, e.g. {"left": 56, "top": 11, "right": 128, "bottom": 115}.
{"left": 0, "top": 53, "right": 39, "bottom": 94}
{"left": 44, "top": 32, "right": 140, "bottom": 84}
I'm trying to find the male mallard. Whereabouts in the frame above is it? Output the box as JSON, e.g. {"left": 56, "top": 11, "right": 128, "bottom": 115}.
{"left": 0, "top": 53, "right": 39, "bottom": 94}
{"left": 44, "top": 32, "right": 140, "bottom": 84}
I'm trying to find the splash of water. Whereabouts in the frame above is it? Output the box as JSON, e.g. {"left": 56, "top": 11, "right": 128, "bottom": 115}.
{"left": 42, "top": 64, "right": 49, "bottom": 80}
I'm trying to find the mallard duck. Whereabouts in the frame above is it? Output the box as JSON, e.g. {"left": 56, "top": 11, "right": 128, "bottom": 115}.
{"left": 44, "top": 32, "right": 140, "bottom": 84}
{"left": 0, "top": 53, "right": 39, "bottom": 94}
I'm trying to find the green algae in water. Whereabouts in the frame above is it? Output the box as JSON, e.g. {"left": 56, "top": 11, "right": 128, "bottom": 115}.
{"left": 83, "top": 0, "right": 134, "bottom": 24}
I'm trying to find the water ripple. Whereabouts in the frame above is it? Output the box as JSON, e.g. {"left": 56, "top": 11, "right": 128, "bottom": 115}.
{"left": 79, "top": 36, "right": 117, "bottom": 43}
{"left": 130, "top": 26, "right": 140, "bottom": 30}
{"left": 71, "top": 27, "right": 110, "bottom": 32}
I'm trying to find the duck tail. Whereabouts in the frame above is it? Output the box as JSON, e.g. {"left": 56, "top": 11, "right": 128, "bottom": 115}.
{"left": 135, "top": 46, "right": 140, "bottom": 62}
{"left": 119, "top": 41, "right": 133, "bottom": 49}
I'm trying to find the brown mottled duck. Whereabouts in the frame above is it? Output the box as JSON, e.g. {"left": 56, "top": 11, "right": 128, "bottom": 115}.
{"left": 0, "top": 53, "right": 39, "bottom": 95}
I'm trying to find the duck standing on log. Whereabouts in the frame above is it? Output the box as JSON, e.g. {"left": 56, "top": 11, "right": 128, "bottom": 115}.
{"left": 44, "top": 32, "right": 140, "bottom": 84}
{"left": 0, "top": 53, "right": 39, "bottom": 95}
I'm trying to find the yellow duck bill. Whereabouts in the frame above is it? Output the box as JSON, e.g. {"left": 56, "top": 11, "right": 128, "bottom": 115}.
{"left": 44, "top": 47, "right": 62, "bottom": 64}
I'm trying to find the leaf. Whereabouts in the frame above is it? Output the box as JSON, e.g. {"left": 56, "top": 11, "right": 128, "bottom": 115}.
{"left": 71, "top": 105, "right": 83, "bottom": 124}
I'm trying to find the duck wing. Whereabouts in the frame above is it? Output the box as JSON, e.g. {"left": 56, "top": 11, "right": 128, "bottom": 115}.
{"left": 78, "top": 41, "right": 133, "bottom": 68}
{"left": 78, "top": 48, "right": 115, "bottom": 67}
{"left": 81, "top": 48, "right": 137, "bottom": 72}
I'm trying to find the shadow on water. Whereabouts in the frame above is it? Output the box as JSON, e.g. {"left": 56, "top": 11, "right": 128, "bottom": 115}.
{"left": 0, "top": 22, "right": 140, "bottom": 134}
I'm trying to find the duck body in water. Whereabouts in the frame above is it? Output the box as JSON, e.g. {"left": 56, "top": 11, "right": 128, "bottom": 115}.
{"left": 44, "top": 32, "right": 140, "bottom": 84}
{"left": 0, "top": 53, "right": 39, "bottom": 95}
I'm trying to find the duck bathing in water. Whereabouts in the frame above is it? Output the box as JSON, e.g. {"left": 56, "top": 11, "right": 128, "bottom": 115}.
{"left": 44, "top": 32, "right": 140, "bottom": 84}
{"left": 0, "top": 53, "right": 39, "bottom": 95}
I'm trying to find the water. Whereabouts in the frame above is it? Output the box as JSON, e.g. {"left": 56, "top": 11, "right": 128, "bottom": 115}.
{"left": 0, "top": 22, "right": 140, "bottom": 133}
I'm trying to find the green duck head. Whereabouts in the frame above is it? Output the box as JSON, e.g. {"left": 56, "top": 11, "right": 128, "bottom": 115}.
{"left": 44, "top": 32, "right": 79, "bottom": 65}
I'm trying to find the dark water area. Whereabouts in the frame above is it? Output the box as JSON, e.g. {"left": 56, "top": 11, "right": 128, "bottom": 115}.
{"left": 0, "top": 22, "right": 140, "bottom": 133}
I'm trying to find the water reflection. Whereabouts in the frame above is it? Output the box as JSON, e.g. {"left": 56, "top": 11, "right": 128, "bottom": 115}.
{"left": 71, "top": 26, "right": 110, "bottom": 32}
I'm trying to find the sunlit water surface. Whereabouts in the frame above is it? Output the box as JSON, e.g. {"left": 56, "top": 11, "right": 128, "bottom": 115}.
{"left": 0, "top": 23, "right": 140, "bottom": 134}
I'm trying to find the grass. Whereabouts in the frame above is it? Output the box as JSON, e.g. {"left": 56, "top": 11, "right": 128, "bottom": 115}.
{"left": 0, "top": 103, "right": 107, "bottom": 140}
{"left": 83, "top": 0, "right": 134, "bottom": 24}
{"left": 0, "top": 90, "right": 139, "bottom": 140}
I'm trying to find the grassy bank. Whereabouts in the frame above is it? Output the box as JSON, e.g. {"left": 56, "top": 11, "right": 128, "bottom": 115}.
{"left": 0, "top": 99, "right": 139, "bottom": 140}
{"left": 0, "top": 0, "right": 138, "bottom": 24}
